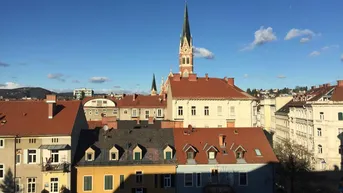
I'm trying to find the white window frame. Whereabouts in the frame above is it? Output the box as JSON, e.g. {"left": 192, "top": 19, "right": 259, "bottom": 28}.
{"left": 317, "top": 128, "right": 322, "bottom": 137}
{"left": 208, "top": 152, "right": 215, "bottom": 159}
{"left": 255, "top": 149, "right": 262, "bottom": 156}
{"left": 157, "top": 109, "right": 163, "bottom": 117}
{"left": 178, "top": 106, "right": 183, "bottom": 116}
{"left": 110, "top": 152, "right": 117, "bottom": 161}
{"left": 0, "top": 164, "right": 4, "bottom": 179}
{"left": 86, "top": 153, "right": 93, "bottom": 161}
{"left": 184, "top": 173, "right": 193, "bottom": 187}
{"left": 0, "top": 139, "right": 4, "bottom": 148}
{"left": 318, "top": 145, "right": 323, "bottom": 154}
{"left": 230, "top": 106, "right": 235, "bottom": 116}
{"left": 164, "top": 174, "right": 171, "bottom": 188}
{"left": 320, "top": 112, "right": 324, "bottom": 120}
{"left": 135, "top": 171, "right": 143, "bottom": 184}
{"left": 16, "top": 153, "right": 21, "bottom": 164}
{"left": 83, "top": 175, "right": 93, "bottom": 192}
{"left": 51, "top": 150, "right": 59, "bottom": 163}
{"left": 104, "top": 174, "right": 114, "bottom": 191}
{"left": 145, "top": 110, "right": 149, "bottom": 119}
{"left": 191, "top": 106, "right": 196, "bottom": 116}
{"left": 50, "top": 178, "right": 59, "bottom": 193}
{"left": 132, "top": 109, "right": 137, "bottom": 117}
{"left": 204, "top": 106, "right": 209, "bottom": 116}
{"left": 239, "top": 172, "right": 248, "bottom": 186}
{"left": 28, "top": 149, "right": 37, "bottom": 164}
{"left": 27, "top": 177, "right": 36, "bottom": 193}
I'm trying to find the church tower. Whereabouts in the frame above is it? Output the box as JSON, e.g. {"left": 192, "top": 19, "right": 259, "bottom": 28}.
{"left": 150, "top": 73, "right": 157, "bottom": 96}
{"left": 179, "top": 3, "right": 193, "bottom": 77}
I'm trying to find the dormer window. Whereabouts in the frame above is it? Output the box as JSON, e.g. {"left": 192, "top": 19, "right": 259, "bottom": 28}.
{"left": 187, "top": 152, "right": 194, "bottom": 159}
{"left": 164, "top": 145, "right": 173, "bottom": 160}
{"left": 184, "top": 145, "right": 197, "bottom": 160}
{"left": 206, "top": 146, "right": 218, "bottom": 160}
{"left": 133, "top": 145, "right": 143, "bottom": 161}
{"left": 85, "top": 147, "right": 95, "bottom": 161}
{"left": 209, "top": 152, "right": 215, "bottom": 159}
{"left": 111, "top": 152, "right": 117, "bottom": 160}
{"left": 234, "top": 145, "right": 246, "bottom": 159}
{"left": 86, "top": 153, "right": 93, "bottom": 161}
{"left": 109, "top": 145, "right": 119, "bottom": 161}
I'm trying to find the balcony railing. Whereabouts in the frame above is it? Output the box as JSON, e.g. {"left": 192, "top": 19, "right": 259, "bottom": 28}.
{"left": 41, "top": 162, "right": 71, "bottom": 172}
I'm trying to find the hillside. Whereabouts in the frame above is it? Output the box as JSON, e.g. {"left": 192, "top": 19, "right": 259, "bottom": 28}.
{"left": 0, "top": 87, "right": 74, "bottom": 99}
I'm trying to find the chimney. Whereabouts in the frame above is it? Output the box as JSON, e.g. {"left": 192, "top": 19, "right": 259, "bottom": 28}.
{"left": 188, "top": 74, "right": 197, "bottom": 81}
{"left": 337, "top": 80, "right": 343, "bottom": 87}
{"left": 173, "top": 74, "right": 181, "bottom": 81}
{"left": 163, "top": 93, "right": 167, "bottom": 101}
{"left": 148, "top": 117, "right": 154, "bottom": 124}
{"left": 46, "top": 95, "right": 56, "bottom": 119}
{"left": 132, "top": 94, "right": 137, "bottom": 101}
{"left": 219, "top": 134, "right": 225, "bottom": 147}
{"left": 311, "top": 86, "right": 316, "bottom": 90}
{"left": 227, "top": 78, "right": 234, "bottom": 86}
{"left": 205, "top": 73, "right": 209, "bottom": 81}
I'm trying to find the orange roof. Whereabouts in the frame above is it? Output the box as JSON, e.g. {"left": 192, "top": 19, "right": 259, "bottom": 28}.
{"left": 87, "top": 121, "right": 103, "bottom": 129}
{"left": 116, "top": 94, "right": 166, "bottom": 108}
{"left": 169, "top": 75, "right": 254, "bottom": 99}
{"left": 0, "top": 101, "right": 82, "bottom": 136}
{"left": 331, "top": 86, "right": 343, "bottom": 101}
{"left": 173, "top": 127, "right": 278, "bottom": 164}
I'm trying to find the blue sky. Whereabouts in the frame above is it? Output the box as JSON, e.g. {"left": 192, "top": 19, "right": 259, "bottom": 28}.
{"left": 1, "top": 0, "right": 343, "bottom": 93}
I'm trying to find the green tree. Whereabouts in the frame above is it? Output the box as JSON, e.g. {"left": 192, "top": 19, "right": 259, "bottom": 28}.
{"left": 0, "top": 168, "right": 15, "bottom": 193}
{"left": 246, "top": 88, "right": 252, "bottom": 95}
{"left": 80, "top": 91, "right": 85, "bottom": 100}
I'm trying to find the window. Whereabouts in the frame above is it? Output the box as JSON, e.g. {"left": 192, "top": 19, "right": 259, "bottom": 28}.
{"left": 191, "top": 106, "right": 196, "bottom": 116}
{"left": 196, "top": 173, "right": 201, "bottom": 187}
{"left": 255, "top": 149, "right": 262, "bottom": 156}
{"left": 239, "top": 173, "right": 248, "bottom": 186}
{"left": 0, "top": 139, "right": 3, "bottom": 148}
{"left": 110, "top": 152, "right": 117, "bottom": 160}
{"left": 218, "top": 125, "right": 222, "bottom": 128}
{"left": 318, "top": 145, "right": 323, "bottom": 154}
{"left": 136, "top": 188, "right": 143, "bottom": 193}
{"left": 186, "top": 57, "right": 190, "bottom": 64}
{"left": 165, "top": 151, "right": 172, "bottom": 160}
{"left": 317, "top": 128, "right": 322, "bottom": 137}
{"left": 184, "top": 173, "right": 193, "bottom": 187}
{"left": 236, "top": 151, "right": 244, "bottom": 159}
{"left": 187, "top": 152, "right": 194, "bottom": 159}
{"left": 27, "top": 178, "right": 36, "bottom": 193}
{"left": 182, "top": 57, "right": 185, "bottom": 64}
{"left": 28, "top": 149, "right": 37, "bottom": 163}
{"left": 15, "top": 178, "right": 21, "bottom": 193}
{"left": 103, "top": 100, "right": 107, "bottom": 104}
{"left": 120, "top": 175, "right": 124, "bottom": 189}
{"left": 51, "top": 138, "right": 58, "bottom": 143}
{"left": 164, "top": 174, "right": 171, "bottom": 187}
{"left": 104, "top": 175, "right": 113, "bottom": 190}
{"left": 208, "top": 152, "right": 215, "bottom": 159}
{"left": 204, "top": 106, "right": 209, "bottom": 116}
{"left": 320, "top": 112, "right": 324, "bottom": 120}
{"left": 145, "top": 110, "right": 149, "bottom": 119}
{"left": 217, "top": 106, "right": 222, "bottom": 116}
{"left": 178, "top": 106, "right": 183, "bottom": 116}
{"left": 51, "top": 150, "right": 59, "bottom": 163}
{"left": 89, "top": 111, "right": 92, "bottom": 115}
{"left": 124, "top": 110, "right": 127, "bottom": 114}
{"left": 134, "top": 152, "right": 141, "bottom": 160}
{"left": 16, "top": 153, "right": 21, "bottom": 164}
{"left": 50, "top": 178, "right": 58, "bottom": 193}
{"left": 154, "top": 174, "right": 158, "bottom": 188}
{"left": 132, "top": 109, "right": 137, "bottom": 117}
{"left": 0, "top": 164, "right": 3, "bottom": 179}
{"left": 136, "top": 171, "right": 143, "bottom": 183}
{"left": 16, "top": 138, "right": 21, "bottom": 143}
{"left": 230, "top": 106, "right": 235, "bottom": 115}
{"left": 211, "top": 169, "right": 219, "bottom": 182}
{"left": 113, "top": 109, "right": 117, "bottom": 114}
{"left": 157, "top": 109, "right": 163, "bottom": 117}
{"left": 83, "top": 176, "right": 92, "bottom": 191}
{"left": 29, "top": 138, "right": 36, "bottom": 143}
{"left": 86, "top": 153, "right": 93, "bottom": 161}
{"left": 95, "top": 110, "right": 98, "bottom": 115}
{"left": 339, "top": 112, "right": 343, "bottom": 121}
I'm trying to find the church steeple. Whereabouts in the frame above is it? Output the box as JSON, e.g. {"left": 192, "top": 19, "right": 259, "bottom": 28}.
{"left": 179, "top": 2, "right": 194, "bottom": 77}
{"left": 150, "top": 73, "right": 157, "bottom": 96}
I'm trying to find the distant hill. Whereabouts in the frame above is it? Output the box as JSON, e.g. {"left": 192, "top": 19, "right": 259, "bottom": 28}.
{"left": 0, "top": 87, "right": 73, "bottom": 100}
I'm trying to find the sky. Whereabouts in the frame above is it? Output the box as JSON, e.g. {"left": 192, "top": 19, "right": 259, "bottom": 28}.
{"left": 1, "top": 0, "right": 343, "bottom": 93}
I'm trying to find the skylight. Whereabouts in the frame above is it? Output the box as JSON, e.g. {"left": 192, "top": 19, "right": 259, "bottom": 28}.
{"left": 255, "top": 149, "right": 262, "bottom": 156}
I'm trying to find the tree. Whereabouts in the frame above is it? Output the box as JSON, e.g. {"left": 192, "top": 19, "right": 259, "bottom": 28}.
{"left": 0, "top": 168, "right": 15, "bottom": 193}
{"left": 80, "top": 91, "right": 85, "bottom": 100}
{"left": 246, "top": 88, "right": 252, "bottom": 95}
{"left": 273, "top": 139, "right": 313, "bottom": 193}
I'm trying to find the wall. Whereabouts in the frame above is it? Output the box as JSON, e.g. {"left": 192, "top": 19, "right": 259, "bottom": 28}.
{"left": 84, "top": 98, "right": 118, "bottom": 121}
{"left": 0, "top": 137, "right": 15, "bottom": 191}
{"left": 171, "top": 99, "right": 254, "bottom": 128}
{"left": 176, "top": 164, "right": 274, "bottom": 193}
{"left": 275, "top": 96, "right": 292, "bottom": 111}
{"left": 118, "top": 107, "right": 167, "bottom": 121}
{"left": 42, "top": 172, "right": 70, "bottom": 192}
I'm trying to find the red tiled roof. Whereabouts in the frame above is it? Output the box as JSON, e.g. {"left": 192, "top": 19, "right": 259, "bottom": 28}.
{"left": 173, "top": 127, "right": 278, "bottom": 164}
{"left": 0, "top": 101, "right": 82, "bottom": 136}
{"left": 307, "top": 86, "right": 335, "bottom": 101}
{"left": 87, "top": 121, "right": 103, "bottom": 129}
{"left": 116, "top": 95, "right": 166, "bottom": 108}
{"left": 169, "top": 76, "right": 254, "bottom": 99}
{"left": 331, "top": 86, "right": 343, "bottom": 101}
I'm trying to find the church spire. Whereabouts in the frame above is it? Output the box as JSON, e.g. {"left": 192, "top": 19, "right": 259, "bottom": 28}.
{"left": 181, "top": 2, "right": 191, "bottom": 47}
{"left": 150, "top": 73, "right": 157, "bottom": 96}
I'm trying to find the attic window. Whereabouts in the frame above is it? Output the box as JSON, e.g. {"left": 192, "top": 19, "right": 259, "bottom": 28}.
{"left": 236, "top": 151, "right": 244, "bottom": 159}
{"left": 208, "top": 152, "right": 216, "bottom": 160}
{"left": 164, "top": 145, "right": 173, "bottom": 160}
{"left": 110, "top": 152, "right": 117, "bottom": 160}
{"left": 86, "top": 153, "right": 93, "bottom": 161}
{"left": 133, "top": 145, "right": 142, "bottom": 161}
{"left": 255, "top": 149, "right": 262, "bottom": 156}
{"left": 187, "top": 152, "right": 194, "bottom": 159}
{"left": 184, "top": 145, "right": 197, "bottom": 159}
{"left": 109, "top": 145, "right": 119, "bottom": 161}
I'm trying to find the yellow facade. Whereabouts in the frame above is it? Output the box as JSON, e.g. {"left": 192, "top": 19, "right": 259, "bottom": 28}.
{"left": 76, "top": 165, "right": 176, "bottom": 193}
{"left": 42, "top": 172, "right": 70, "bottom": 192}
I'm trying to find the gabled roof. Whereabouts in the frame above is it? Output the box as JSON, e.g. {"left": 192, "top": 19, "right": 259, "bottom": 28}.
{"left": 0, "top": 100, "right": 83, "bottom": 136}
{"left": 173, "top": 127, "right": 278, "bottom": 164}
{"left": 116, "top": 94, "right": 166, "bottom": 108}
{"left": 169, "top": 76, "right": 255, "bottom": 99}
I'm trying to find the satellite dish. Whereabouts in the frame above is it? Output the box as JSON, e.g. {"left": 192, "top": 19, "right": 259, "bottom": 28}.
{"left": 103, "top": 125, "right": 109, "bottom": 131}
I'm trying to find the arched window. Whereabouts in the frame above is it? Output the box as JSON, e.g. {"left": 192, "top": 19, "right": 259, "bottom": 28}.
{"left": 318, "top": 144, "right": 323, "bottom": 154}
{"left": 182, "top": 57, "right": 186, "bottom": 64}
{"left": 186, "top": 57, "right": 190, "bottom": 64}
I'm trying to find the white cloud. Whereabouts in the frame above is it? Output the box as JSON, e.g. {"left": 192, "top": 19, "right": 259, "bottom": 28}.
{"left": 47, "top": 73, "right": 65, "bottom": 82}
{"left": 277, "top": 75, "right": 286, "bottom": 79}
{"left": 89, "top": 77, "right": 109, "bottom": 83}
{"left": 193, "top": 47, "right": 214, "bottom": 59}
{"left": 0, "top": 82, "right": 22, "bottom": 89}
{"left": 284, "top": 28, "right": 319, "bottom": 43}
{"left": 309, "top": 51, "right": 320, "bottom": 57}
{"left": 241, "top": 26, "right": 277, "bottom": 51}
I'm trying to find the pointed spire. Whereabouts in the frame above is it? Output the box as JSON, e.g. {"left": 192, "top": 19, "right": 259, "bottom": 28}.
{"left": 181, "top": 2, "right": 191, "bottom": 46}
{"left": 151, "top": 73, "right": 157, "bottom": 96}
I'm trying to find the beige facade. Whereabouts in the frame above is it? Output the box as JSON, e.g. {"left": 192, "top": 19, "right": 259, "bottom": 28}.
{"left": 83, "top": 98, "right": 118, "bottom": 121}
{"left": 119, "top": 107, "right": 166, "bottom": 120}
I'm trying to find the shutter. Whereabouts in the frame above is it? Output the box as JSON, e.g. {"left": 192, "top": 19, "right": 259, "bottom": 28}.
{"left": 171, "top": 174, "right": 175, "bottom": 187}
{"left": 160, "top": 174, "right": 164, "bottom": 188}
{"left": 23, "top": 149, "right": 28, "bottom": 164}
{"left": 36, "top": 149, "right": 41, "bottom": 164}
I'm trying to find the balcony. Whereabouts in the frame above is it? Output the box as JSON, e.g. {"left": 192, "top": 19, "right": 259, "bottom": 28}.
{"left": 41, "top": 162, "right": 71, "bottom": 172}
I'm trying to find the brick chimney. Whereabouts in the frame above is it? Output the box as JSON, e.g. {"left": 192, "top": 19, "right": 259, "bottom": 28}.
{"left": 338, "top": 80, "right": 343, "bottom": 87}
{"left": 173, "top": 74, "right": 181, "bottom": 81}
{"left": 227, "top": 78, "right": 234, "bottom": 86}
{"left": 219, "top": 134, "right": 226, "bottom": 147}
{"left": 205, "top": 73, "right": 209, "bottom": 81}
{"left": 46, "top": 95, "right": 56, "bottom": 119}
{"left": 188, "top": 74, "right": 197, "bottom": 81}
{"left": 148, "top": 117, "right": 154, "bottom": 124}
{"left": 163, "top": 93, "right": 167, "bottom": 101}
{"left": 132, "top": 94, "right": 137, "bottom": 101}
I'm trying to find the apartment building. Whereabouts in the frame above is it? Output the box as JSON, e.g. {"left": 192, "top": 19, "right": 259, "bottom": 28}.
{"left": 73, "top": 88, "right": 94, "bottom": 100}
{"left": 83, "top": 97, "right": 118, "bottom": 121}
{"left": 75, "top": 120, "right": 176, "bottom": 193}
{"left": 0, "top": 95, "right": 88, "bottom": 193}
{"left": 274, "top": 81, "right": 343, "bottom": 170}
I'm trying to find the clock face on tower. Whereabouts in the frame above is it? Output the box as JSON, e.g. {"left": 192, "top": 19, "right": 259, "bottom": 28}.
{"left": 184, "top": 48, "right": 188, "bottom": 52}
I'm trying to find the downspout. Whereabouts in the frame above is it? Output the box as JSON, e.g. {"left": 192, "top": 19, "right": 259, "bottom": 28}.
{"left": 14, "top": 134, "right": 18, "bottom": 192}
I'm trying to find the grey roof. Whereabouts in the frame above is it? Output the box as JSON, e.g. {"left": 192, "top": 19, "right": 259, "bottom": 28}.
{"left": 151, "top": 73, "right": 157, "bottom": 92}
{"left": 76, "top": 121, "right": 176, "bottom": 166}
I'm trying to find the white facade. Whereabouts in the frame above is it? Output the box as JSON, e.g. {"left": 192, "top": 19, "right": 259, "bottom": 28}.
{"left": 73, "top": 88, "right": 94, "bottom": 99}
